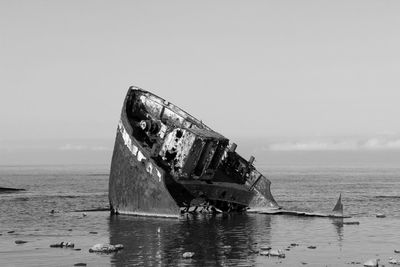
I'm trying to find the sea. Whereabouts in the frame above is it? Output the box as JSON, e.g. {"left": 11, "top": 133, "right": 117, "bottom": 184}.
{"left": 1, "top": 151, "right": 400, "bottom": 266}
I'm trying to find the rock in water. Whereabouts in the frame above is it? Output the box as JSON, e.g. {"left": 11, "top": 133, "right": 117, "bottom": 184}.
{"left": 394, "top": 249, "right": 400, "bottom": 253}
{"left": 89, "top": 243, "right": 124, "bottom": 253}
{"left": 259, "top": 250, "right": 269, "bottom": 256}
{"left": 269, "top": 249, "right": 285, "bottom": 258}
{"left": 260, "top": 245, "right": 271, "bottom": 250}
{"left": 15, "top": 240, "right": 28, "bottom": 244}
{"left": 74, "top": 263, "right": 87, "bottom": 266}
{"left": 50, "top": 242, "right": 74, "bottom": 248}
{"left": 307, "top": 246, "right": 317, "bottom": 249}
{"left": 182, "top": 252, "right": 194, "bottom": 258}
{"left": 376, "top": 213, "right": 386, "bottom": 218}
{"left": 389, "top": 257, "right": 400, "bottom": 264}
{"left": 363, "top": 258, "right": 379, "bottom": 267}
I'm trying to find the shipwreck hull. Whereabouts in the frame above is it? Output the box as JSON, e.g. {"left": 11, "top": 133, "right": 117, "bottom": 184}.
{"left": 109, "top": 120, "right": 180, "bottom": 217}
{"left": 109, "top": 86, "right": 278, "bottom": 218}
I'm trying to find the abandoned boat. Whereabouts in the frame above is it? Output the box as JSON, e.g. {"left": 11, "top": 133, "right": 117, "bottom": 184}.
{"left": 109, "top": 86, "right": 279, "bottom": 218}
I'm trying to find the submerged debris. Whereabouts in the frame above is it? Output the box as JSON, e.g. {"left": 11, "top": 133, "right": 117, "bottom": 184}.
{"left": 50, "top": 242, "right": 75, "bottom": 248}
{"left": 332, "top": 193, "right": 343, "bottom": 216}
{"left": 89, "top": 243, "right": 124, "bottom": 253}
{"left": 182, "top": 252, "right": 195, "bottom": 258}
{"left": 343, "top": 221, "right": 360, "bottom": 225}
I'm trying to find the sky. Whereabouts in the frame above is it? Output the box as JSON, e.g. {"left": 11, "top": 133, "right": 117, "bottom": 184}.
{"left": 1, "top": 1, "right": 400, "bottom": 164}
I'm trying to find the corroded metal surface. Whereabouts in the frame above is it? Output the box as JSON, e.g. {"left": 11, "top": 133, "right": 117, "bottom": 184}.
{"left": 109, "top": 118, "right": 180, "bottom": 217}
{"left": 109, "top": 86, "right": 279, "bottom": 217}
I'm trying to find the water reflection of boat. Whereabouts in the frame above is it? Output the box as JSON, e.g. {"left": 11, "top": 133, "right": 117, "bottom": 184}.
{"left": 108, "top": 213, "right": 270, "bottom": 266}
{"left": 109, "top": 86, "right": 278, "bottom": 218}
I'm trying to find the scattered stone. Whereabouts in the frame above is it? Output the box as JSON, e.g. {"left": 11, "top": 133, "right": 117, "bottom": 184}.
{"left": 82, "top": 213, "right": 87, "bottom": 217}
{"left": 285, "top": 248, "right": 290, "bottom": 251}
{"left": 68, "top": 229, "right": 73, "bottom": 231}
{"left": 395, "top": 250, "right": 400, "bottom": 253}
{"left": 363, "top": 258, "right": 379, "bottom": 267}
{"left": 74, "top": 248, "right": 82, "bottom": 251}
{"left": 15, "top": 240, "right": 28, "bottom": 244}
{"left": 260, "top": 245, "right": 272, "bottom": 250}
{"left": 222, "top": 245, "right": 232, "bottom": 249}
{"left": 50, "top": 242, "right": 75, "bottom": 248}
{"left": 50, "top": 210, "right": 56, "bottom": 214}
{"left": 290, "top": 243, "right": 299, "bottom": 247}
{"left": 259, "top": 250, "right": 269, "bottom": 256}
{"left": 182, "top": 252, "right": 195, "bottom": 258}
{"left": 269, "top": 249, "right": 285, "bottom": 258}
{"left": 349, "top": 261, "right": 361, "bottom": 264}
{"left": 74, "top": 263, "right": 87, "bottom": 266}
{"left": 89, "top": 231, "right": 98, "bottom": 234}
{"left": 301, "top": 263, "right": 308, "bottom": 265}
{"left": 8, "top": 231, "right": 15, "bottom": 234}
{"left": 89, "top": 243, "right": 124, "bottom": 253}
{"left": 376, "top": 213, "right": 386, "bottom": 218}
{"left": 389, "top": 257, "right": 400, "bottom": 265}
{"left": 343, "top": 221, "right": 360, "bottom": 225}
{"left": 307, "top": 246, "right": 317, "bottom": 249}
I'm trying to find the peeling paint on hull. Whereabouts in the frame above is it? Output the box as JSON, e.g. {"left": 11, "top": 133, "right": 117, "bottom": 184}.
{"left": 109, "top": 86, "right": 279, "bottom": 218}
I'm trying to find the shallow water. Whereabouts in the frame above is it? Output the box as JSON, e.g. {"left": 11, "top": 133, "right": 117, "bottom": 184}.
{"left": 1, "top": 164, "right": 400, "bottom": 266}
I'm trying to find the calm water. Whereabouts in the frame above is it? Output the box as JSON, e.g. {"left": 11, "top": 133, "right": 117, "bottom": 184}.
{"left": 0, "top": 162, "right": 400, "bottom": 266}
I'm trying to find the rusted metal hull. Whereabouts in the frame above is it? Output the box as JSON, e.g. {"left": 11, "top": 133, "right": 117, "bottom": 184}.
{"left": 109, "top": 86, "right": 279, "bottom": 218}
{"left": 109, "top": 123, "right": 180, "bottom": 218}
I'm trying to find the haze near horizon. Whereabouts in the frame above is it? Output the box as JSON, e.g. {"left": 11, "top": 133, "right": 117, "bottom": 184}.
{"left": 1, "top": 1, "right": 400, "bottom": 164}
